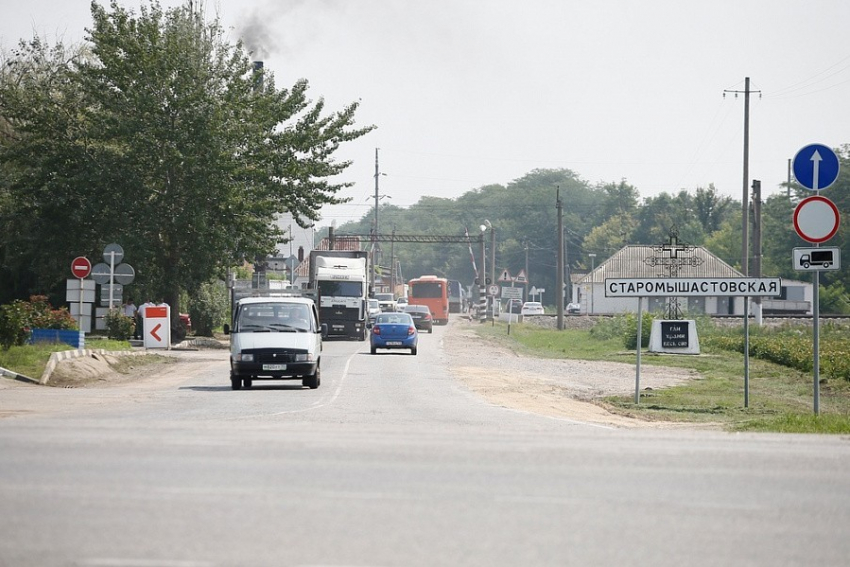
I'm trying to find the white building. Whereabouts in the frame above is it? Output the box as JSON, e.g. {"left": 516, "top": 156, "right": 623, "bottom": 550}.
{"left": 572, "top": 245, "right": 813, "bottom": 316}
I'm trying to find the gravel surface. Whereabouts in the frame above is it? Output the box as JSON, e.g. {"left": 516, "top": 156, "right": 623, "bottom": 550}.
{"left": 443, "top": 316, "right": 706, "bottom": 428}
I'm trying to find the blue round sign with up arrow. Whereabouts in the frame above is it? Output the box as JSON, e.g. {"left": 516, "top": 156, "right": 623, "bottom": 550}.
{"left": 793, "top": 143, "right": 840, "bottom": 191}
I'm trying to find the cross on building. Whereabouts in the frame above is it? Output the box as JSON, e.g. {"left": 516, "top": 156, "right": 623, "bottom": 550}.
{"left": 661, "top": 229, "right": 689, "bottom": 259}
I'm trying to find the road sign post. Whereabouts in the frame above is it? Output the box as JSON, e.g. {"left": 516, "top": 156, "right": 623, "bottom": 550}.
{"left": 792, "top": 143, "right": 841, "bottom": 415}
{"left": 70, "top": 257, "right": 92, "bottom": 334}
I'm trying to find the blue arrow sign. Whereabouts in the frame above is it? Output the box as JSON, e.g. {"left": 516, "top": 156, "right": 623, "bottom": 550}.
{"left": 793, "top": 143, "right": 840, "bottom": 191}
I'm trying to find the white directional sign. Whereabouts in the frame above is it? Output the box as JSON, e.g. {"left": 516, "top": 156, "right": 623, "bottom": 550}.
{"left": 143, "top": 304, "right": 171, "bottom": 349}
{"left": 605, "top": 278, "right": 782, "bottom": 297}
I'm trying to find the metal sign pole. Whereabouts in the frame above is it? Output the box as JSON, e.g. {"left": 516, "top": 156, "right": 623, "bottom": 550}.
{"left": 108, "top": 251, "right": 116, "bottom": 310}
{"left": 78, "top": 278, "right": 85, "bottom": 333}
{"left": 744, "top": 296, "right": 750, "bottom": 408}
{"left": 635, "top": 297, "right": 642, "bottom": 404}
{"left": 814, "top": 269, "right": 820, "bottom": 415}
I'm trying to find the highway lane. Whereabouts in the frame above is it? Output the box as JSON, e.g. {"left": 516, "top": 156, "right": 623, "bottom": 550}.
{"left": 1, "top": 323, "right": 849, "bottom": 566}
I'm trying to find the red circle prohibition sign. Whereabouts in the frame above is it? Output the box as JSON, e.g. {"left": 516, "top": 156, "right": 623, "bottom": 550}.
{"left": 793, "top": 195, "right": 840, "bottom": 244}
{"left": 71, "top": 256, "right": 92, "bottom": 279}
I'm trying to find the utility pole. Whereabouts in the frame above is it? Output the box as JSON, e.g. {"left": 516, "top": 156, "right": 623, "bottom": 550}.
{"left": 724, "top": 77, "right": 760, "bottom": 276}
{"left": 556, "top": 187, "right": 564, "bottom": 330}
{"left": 489, "top": 224, "right": 496, "bottom": 320}
{"left": 479, "top": 232, "right": 486, "bottom": 321}
{"left": 371, "top": 148, "right": 380, "bottom": 297}
{"left": 390, "top": 226, "right": 396, "bottom": 297}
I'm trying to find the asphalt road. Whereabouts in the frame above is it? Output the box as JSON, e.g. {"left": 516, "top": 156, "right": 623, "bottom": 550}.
{"left": 1, "top": 324, "right": 849, "bottom": 567}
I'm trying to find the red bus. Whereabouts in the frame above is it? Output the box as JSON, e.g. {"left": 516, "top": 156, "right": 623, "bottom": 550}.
{"left": 408, "top": 275, "right": 449, "bottom": 325}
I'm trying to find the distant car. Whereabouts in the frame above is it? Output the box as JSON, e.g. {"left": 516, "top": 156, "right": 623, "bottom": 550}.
{"left": 367, "top": 299, "right": 381, "bottom": 326}
{"left": 567, "top": 302, "right": 581, "bottom": 314}
{"left": 395, "top": 297, "right": 408, "bottom": 311}
{"left": 403, "top": 304, "right": 433, "bottom": 332}
{"left": 506, "top": 299, "right": 523, "bottom": 314}
{"left": 374, "top": 292, "right": 396, "bottom": 313}
{"left": 521, "top": 301, "right": 545, "bottom": 316}
{"left": 179, "top": 313, "right": 192, "bottom": 333}
{"left": 370, "top": 312, "right": 418, "bottom": 355}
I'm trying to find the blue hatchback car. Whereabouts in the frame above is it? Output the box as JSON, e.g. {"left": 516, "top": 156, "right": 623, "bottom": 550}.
{"left": 370, "top": 312, "right": 418, "bottom": 355}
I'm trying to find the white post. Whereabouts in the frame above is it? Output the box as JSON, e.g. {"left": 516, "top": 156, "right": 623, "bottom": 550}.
{"left": 78, "top": 278, "right": 85, "bottom": 335}
{"left": 108, "top": 251, "right": 116, "bottom": 311}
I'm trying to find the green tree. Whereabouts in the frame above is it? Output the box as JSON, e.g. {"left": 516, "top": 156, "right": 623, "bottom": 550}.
{"left": 0, "top": 1, "right": 372, "bottom": 318}
{"left": 703, "top": 214, "right": 743, "bottom": 270}
{"left": 692, "top": 183, "right": 733, "bottom": 234}
{"left": 598, "top": 179, "right": 640, "bottom": 220}
{"left": 633, "top": 190, "right": 717, "bottom": 246}
{"left": 582, "top": 212, "right": 637, "bottom": 261}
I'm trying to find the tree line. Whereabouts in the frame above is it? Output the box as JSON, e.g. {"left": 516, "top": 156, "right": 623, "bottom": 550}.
{"left": 335, "top": 156, "right": 850, "bottom": 313}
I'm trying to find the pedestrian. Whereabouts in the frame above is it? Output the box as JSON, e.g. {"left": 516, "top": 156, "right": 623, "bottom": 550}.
{"left": 123, "top": 300, "right": 138, "bottom": 339}
{"left": 137, "top": 299, "right": 155, "bottom": 340}
{"left": 123, "top": 300, "right": 136, "bottom": 318}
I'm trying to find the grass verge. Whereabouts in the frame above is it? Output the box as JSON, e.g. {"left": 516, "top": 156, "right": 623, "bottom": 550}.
{"left": 473, "top": 321, "right": 850, "bottom": 434}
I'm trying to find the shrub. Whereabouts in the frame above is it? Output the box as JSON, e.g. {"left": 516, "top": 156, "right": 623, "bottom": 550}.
{"left": 623, "top": 311, "right": 656, "bottom": 350}
{"left": 25, "top": 295, "right": 77, "bottom": 330}
{"left": 0, "top": 301, "right": 30, "bottom": 349}
{"left": 589, "top": 315, "right": 627, "bottom": 341}
{"left": 703, "top": 324, "right": 850, "bottom": 382}
{"left": 0, "top": 296, "right": 78, "bottom": 350}
{"left": 186, "top": 280, "right": 229, "bottom": 337}
{"left": 104, "top": 309, "right": 135, "bottom": 341}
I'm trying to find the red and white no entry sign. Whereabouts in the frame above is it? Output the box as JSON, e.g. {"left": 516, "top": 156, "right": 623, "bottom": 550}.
{"left": 793, "top": 195, "right": 840, "bottom": 244}
{"left": 70, "top": 256, "right": 92, "bottom": 279}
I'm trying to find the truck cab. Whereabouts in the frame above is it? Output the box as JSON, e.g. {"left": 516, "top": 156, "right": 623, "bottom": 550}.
{"left": 224, "top": 296, "right": 323, "bottom": 390}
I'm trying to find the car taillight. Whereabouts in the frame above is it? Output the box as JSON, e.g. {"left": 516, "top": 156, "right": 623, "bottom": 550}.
{"left": 372, "top": 326, "right": 381, "bottom": 335}
{"left": 408, "top": 326, "right": 416, "bottom": 336}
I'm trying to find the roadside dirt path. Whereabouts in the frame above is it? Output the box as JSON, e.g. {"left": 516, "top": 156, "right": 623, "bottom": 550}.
{"left": 443, "top": 316, "right": 707, "bottom": 429}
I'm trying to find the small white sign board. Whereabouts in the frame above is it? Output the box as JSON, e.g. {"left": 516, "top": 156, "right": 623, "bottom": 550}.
{"left": 143, "top": 305, "right": 171, "bottom": 349}
{"left": 69, "top": 303, "right": 92, "bottom": 333}
{"left": 501, "top": 287, "right": 523, "bottom": 300}
{"left": 793, "top": 247, "right": 840, "bottom": 271}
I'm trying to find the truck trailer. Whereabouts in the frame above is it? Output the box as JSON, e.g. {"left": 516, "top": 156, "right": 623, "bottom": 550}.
{"left": 308, "top": 250, "right": 369, "bottom": 340}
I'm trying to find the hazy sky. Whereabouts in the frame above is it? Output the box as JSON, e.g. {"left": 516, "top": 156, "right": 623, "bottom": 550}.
{"left": 3, "top": 0, "right": 850, "bottom": 229}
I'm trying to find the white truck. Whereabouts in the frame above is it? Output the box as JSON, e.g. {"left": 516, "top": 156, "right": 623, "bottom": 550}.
{"left": 309, "top": 250, "right": 369, "bottom": 340}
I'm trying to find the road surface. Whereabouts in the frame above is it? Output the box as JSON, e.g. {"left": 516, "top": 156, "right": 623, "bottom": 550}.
{"left": 1, "top": 322, "right": 849, "bottom": 566}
